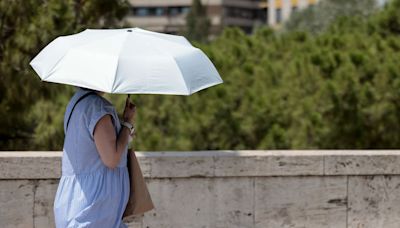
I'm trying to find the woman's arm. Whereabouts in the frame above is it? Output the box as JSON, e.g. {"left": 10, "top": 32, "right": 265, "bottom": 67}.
{"left": 93, "top": 97, "right": 135, "bottom": 169}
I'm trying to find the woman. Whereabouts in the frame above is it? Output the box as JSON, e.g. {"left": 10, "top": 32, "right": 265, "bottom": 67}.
{"left": 54, "top": 87, "right": 136, "bottom": 228}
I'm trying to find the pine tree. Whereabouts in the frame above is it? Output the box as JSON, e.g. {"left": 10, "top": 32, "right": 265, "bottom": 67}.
{"left": 285, "top": 0, "right": 379, "bottom": 34}
{"left": 2, "top": 0, "right": 400, "bottom": 151}
{"left": 0, "top": 0, "right": 128, "bottom": 150}
{"left": 184, "top": 0, "right": 211, "bottom": 42}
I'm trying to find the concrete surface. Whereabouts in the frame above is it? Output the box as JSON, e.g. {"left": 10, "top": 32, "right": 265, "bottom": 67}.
{"left": 1, "top": 150, "right": 400, "bottom": 228}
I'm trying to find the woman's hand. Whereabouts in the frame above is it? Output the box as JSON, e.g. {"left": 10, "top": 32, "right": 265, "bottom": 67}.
{"left": 123, "top": 96, "right": 136, "bottom": 124}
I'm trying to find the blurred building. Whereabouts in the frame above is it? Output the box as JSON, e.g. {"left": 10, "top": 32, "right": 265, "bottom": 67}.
{"left": 125, "top": 0, "right": 319, "bottom": 35}
{"left": 262, "top": 0, "right": 319, "bottom": 26}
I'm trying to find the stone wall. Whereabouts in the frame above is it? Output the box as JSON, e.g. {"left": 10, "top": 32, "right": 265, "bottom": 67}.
{"left": 1, "top": 150, "right": 400, "bottom": 228}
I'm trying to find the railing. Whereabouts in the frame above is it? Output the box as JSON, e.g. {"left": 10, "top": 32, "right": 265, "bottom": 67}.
{"left": 1, "top": 150, "right": 399, "bottom": 228}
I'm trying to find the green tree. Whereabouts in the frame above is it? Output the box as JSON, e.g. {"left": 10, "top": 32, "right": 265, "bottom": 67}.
{"left": 2, "top": 0, "right": 400, "bottom": 151}
{"left": 184, "top": 0, "right": 211, "bottom": 42}
{"left": 129, "top": 0, "right": 400, "bottom": 150}
{"left": 0, "top": 0, "right": 128, "bottom": 150}
{"left": 285, "top": 0, "right": 379, "bottom": 34}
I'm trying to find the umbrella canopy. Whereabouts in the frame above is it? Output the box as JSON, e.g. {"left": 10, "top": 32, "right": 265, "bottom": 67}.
{"left": 30, "top": 28, "right": 222, "bottom": 95}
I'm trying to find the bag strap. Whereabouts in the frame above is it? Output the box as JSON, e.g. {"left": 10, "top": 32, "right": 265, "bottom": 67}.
{"left": 65, "top": 91, "right": 96, "bottom": 132}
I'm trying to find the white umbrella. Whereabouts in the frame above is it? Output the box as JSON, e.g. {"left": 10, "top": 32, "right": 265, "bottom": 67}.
{"left": 30, "top": 28, "right": 222, "bottom": 95}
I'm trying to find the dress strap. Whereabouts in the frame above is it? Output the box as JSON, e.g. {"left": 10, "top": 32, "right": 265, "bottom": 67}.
{"left": 64, "top": 90, "right": 96, "bottom": 134}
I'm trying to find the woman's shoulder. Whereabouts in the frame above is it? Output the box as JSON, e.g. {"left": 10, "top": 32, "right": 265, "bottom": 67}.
{"left": 85, "top": 94, "right": 120, "bottom": 133}
{"left": 87, "top": 94, "right": 116, "bottom": 114}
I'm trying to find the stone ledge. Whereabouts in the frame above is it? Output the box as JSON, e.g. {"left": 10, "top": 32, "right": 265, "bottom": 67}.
{"left": 1, "top": 150, "right": 399, "bottom": 179}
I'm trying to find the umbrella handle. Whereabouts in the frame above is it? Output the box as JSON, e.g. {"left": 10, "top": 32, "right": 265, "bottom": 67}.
{"left": 127, "top": 94, "right": 132, "bottom": 105}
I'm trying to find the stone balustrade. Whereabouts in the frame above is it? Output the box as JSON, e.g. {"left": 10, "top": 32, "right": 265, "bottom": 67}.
{"left": 1, "top": 150, "right": 400, "bottom": 228}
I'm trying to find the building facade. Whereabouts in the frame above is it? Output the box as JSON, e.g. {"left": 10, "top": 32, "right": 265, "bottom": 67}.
{"left": 262, "top": 0, "right": 319, "bottom": 27}
{"left": 125, "top": 0, "right": 318, "bottom": 35}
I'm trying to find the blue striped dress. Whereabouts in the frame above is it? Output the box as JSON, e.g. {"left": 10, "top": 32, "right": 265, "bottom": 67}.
{"left": 54, "top": 88, "right": 129, "bottom": 228}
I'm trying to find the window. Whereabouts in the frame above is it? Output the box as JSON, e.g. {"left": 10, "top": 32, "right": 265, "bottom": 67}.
{"left": 276, "top": 8, "right": 282, "bottom": 23}
{"left": 226, "top": 7, "right": 255, "bottom": 20}
{"left": 256, "top": 9, "right": 267, "bottom": 22}
{"left": 155, "top": 7, "right": 165, "bottom": 16}
{"left": 135, "top": 8, "right": 150, "bottom": 16}
{"left": 182, "top": 7, "right": 190, "bottom": 14}
{"left": 133, "top": 6, "right": 190, "bottom": 17}
{"left": 168, "top": 7, "right": 180, "bottom": 16}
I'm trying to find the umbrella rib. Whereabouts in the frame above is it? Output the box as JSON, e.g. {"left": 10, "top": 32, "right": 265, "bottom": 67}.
{"left": 171, "top": 55, "right": 191, "bottom": 95}
{"left": 41, "top": 48, "right": 72, "bottom": 80}
{"left": 110, "top": 33, "right": 129, "bottom": 93}
{"left": 137, "top": 34, "right": 192, "bottom": 95}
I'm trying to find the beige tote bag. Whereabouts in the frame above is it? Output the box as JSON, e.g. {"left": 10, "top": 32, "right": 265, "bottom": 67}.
{"left": 123, "top": 149, "right": 155, "bottom": 218}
